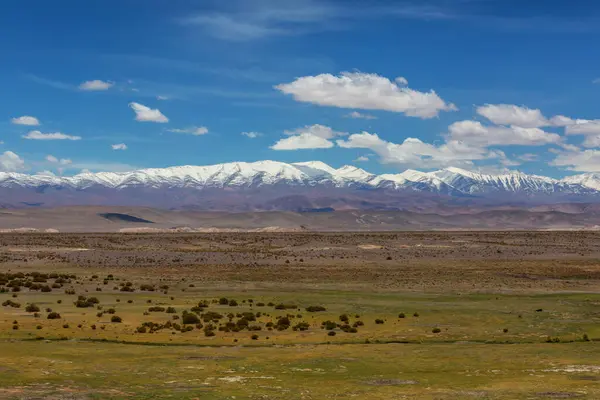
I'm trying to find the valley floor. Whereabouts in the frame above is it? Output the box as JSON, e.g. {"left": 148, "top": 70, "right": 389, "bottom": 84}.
{"left": 1, "top": 232, "right": 600, "bottom": 399}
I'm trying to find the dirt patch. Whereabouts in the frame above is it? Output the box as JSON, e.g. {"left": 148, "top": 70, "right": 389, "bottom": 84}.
{"left": 535, "top": 392, "right": 585, "bottom": 399}
{"left": 364, "top": 379, "right": 418, "bottom": 386}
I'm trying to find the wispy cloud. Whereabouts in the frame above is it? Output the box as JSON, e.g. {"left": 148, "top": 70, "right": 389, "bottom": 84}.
{"left": 22, "top": 130, "right": 81, "bottom": 141}
{"left": 178, "top": 0, "right": 600, "bottom": 41}
{"left": 179, "top": 0, "right": 338, "bottom": 41}
{"left": 79, "top": 80, "right": 114, "bottom": 91}
{"left": 24, "top": 74, "right": 75, "bottom": 90}
{"left": 167, "top": 126, "right": 209, "bottom": 136}
{"left": 111, "top": 143, "right": 128, "bottom": 150}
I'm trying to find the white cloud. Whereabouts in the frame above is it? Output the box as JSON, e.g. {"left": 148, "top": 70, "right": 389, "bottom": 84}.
{"left": 549, "top": 115, "right": 574, "bottom": 127}
{"left": 271, "top": 124, "right": 346, "bottom": 150}
{"left": 518, "top": 153, "right": 539, "bottom": 162}
{"left": 275, "top": 72, "right": 456, "bottom": 119}
{"left": 129, "top": 102, "right": 169, "bottom": 123}
{"left": 46, "top": 155, "right": 72, "bottom": 165}
{"left": 22, "top": 130, "right": 81, "bottom": 140}
{"left": 551, "top": 148, "right": 600, "bottom": 172}
{"left": 11, "top": 116, "right": 40, "bottom": 126}
{"left": 476, "top": 104, "right": 550, "bottom": 128}
{"left": 336, "top": 131, "right": 493, "bottom": 169}
{"left": 167, "top": 126, "right": 209, "bottom": 135}
{"left": 565, "top": 119, "right": 600, "bottom": 135}
{"left": 79, "top": 80, "right": 114, "bottom": 91}
{"left": 346, "top": 111, "right": 377, "bottom": 120}
{"left": 354, "top": 155, "right": 369, "bottom": 162}
{"left": 581, "top": 135, "right": 600, "bottom": 148}
{"left": 111, "top": 143, "right": 128, "bottom": 150}
{"left": 593, "top": 78, "right": 600, "bottom": 84}
{"left": 271, "top": 133, "right": 334, "bottom": 150}
{"left": 0, "top": 151, "right": 25, "bottom": 172}
{"left": 157, "top": 95, "right": 169, "bottom": 100}
{"left": 447, "top": 120, "right": 561, "bottom": 146}
{"left": 284, "top": 124, "right": 344, "bottom": 139}
{"left": 241, "top": 131, "right": 262, "bottom": 138}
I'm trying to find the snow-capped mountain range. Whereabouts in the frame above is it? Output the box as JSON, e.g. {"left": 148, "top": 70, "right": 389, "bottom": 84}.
{"left": 1, "top": 160, "right": 600, "bottom": 211}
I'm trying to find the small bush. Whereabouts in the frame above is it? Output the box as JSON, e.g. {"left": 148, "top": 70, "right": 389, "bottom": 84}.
{"left": 47, "top": 312, "right": 61, "bottom": 319}
{"left": 413, "top": 312, "right": 420, "bottom": 317}
{"left": 111, "top": 316, "right": 122, "bottom": 323}
{"left": 327, "top": 331, "right": 336, "bottom": 336}
{"left": 583, "top": 333, "right": 590, "bottom": 342}
{"left": 2, "top": 300, "right": 20, "bottom": 308}
{"left": 251, "top": 334, "right": 259, "bottom": 340}
{"left": 306, "top": 305, "right": 327, "bottom": 312}
{"left": 398, "top": 313, "right": 406, "bottom": 319}
{"left": 432, "top": 327, "right": 441, "bottom": 334}
{"left": 26, "top": 304, "right": 40, "bottom": 313}
{"left": 182, "top": 313, "right": 200, "bottom": 325}
{"left": 375, "top": 319, "right": 384, "bottom": 325}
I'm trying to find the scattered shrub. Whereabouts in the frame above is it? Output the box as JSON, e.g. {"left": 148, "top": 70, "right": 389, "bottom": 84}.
{"left": 111, "top": 316, "right": 122, "bottom": 323}
{"left": 306, "top": 306, "right": 327, "bottom": 312}
{"left": 25, "top": 304, "right": 40, "bottom": 313}
{"left": 47, "top": 312, "right": 61, "bottom": 319}
{"left": 432, "top": 327, "right": 441, "bottom": 334}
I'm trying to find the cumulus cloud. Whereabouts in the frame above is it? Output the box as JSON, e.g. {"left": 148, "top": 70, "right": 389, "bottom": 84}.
{"left": 167, "top": 126, "right": 209, "bottom": 135}
{"left": 11, "top": 116, "right": 40, "bottom": 126}
{"left": 346, "top": 111, "right": 377, "bottom": 120}
{"left": 354, "top": 155, "right": 369, "bottom": 162}
{"left": 271, "top": 124, "right": 344, "bottom": 150}
{"left": 476, "top": 104, "right": 550, "bottom": 128}
{"left": 241, "top": 131, "right": 262, "bottom": 138}
{"left": 565, "top": 119, "right": 600, "bottom": 135}
{"left": 129, "top": 102, "right": 169, "bottom": 123}
{"left": 0, "top": 151, "right": 25, "bottom": 172}
{"left": 275, "top": 72, "right": 456, "bottom": 119}
{"left": 271, "top": 133, "right": 334, "bottom": 150}
{"left": 22, "top": 130, "right": 81, "bottom": 140}
{"left": 111, "top": 143, "right": 128, "bottom": 150}
{"left": 551, "top": 148, "right": 600, "bottom": 172}
{"left": 447, "top": 120, "right": 561, "bottom": 146}
{"left": 79, "top": 80, "right": 114, "bottom": 91}
{"left": 336, "top": 131, "right": 494, "bottom": 169}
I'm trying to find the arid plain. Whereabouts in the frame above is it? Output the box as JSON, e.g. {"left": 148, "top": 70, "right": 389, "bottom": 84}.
{"left": 1, "top": 231, "right": 599, "bottom": 399}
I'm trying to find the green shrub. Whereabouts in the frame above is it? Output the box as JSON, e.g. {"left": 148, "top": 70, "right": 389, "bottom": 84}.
{"left": 47, "top": 312, "right": 61, "bottom": 319}
{"left": 111, "top": 316, "right": 122, "bottom": 323}
{"left": 328, "top": 331, "right": 336, "bottom": 336}
{"left": 306, "top": 306, "right": 327, "bottom": 312}
{"left": 398, "top": 313, "right": 406, "bottom": 318}
{"left": 182, "top": 313, "right": 200, "bottom": 325}
{"left": 375, "top": 319, "right": 384, "bottom": 324}
{"left": 432, "top": 327, "right": 441, "bottom": 334}
{"left": 321, "top": 320, "right": 337, "bottom": 330}
{"left": 26, "top": 304, "right": 40, "bottom": 313}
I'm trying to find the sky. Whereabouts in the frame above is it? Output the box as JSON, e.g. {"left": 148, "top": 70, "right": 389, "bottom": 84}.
{"left": 1, "top": 0, "right": 600, "bottom": 178}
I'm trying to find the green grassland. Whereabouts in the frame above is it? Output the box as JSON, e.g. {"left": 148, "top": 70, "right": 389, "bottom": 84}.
{"left": 2, "top": 269, "right": 600, "bottom": 399}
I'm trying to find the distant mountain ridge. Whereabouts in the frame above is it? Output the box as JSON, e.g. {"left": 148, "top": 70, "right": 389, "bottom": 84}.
{"left": 0, "top": 160, "right": 599, "bottom": 211}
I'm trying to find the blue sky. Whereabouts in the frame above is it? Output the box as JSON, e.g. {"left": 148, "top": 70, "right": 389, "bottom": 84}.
{"left": 1, "top": 0, "right": 600, "bottom": 177}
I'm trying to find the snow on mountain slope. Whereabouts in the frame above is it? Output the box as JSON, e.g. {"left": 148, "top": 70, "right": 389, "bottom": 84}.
{"left": 0, "top": 161, "right": 599, "bottom": 201}
{"left": 562, "top": 173, "right": 600, "bottom": 191}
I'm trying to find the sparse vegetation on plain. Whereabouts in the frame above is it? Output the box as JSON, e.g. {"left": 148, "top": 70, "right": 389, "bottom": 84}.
{"left": 1, "top": 232, "right": 600, "bottom": 399}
